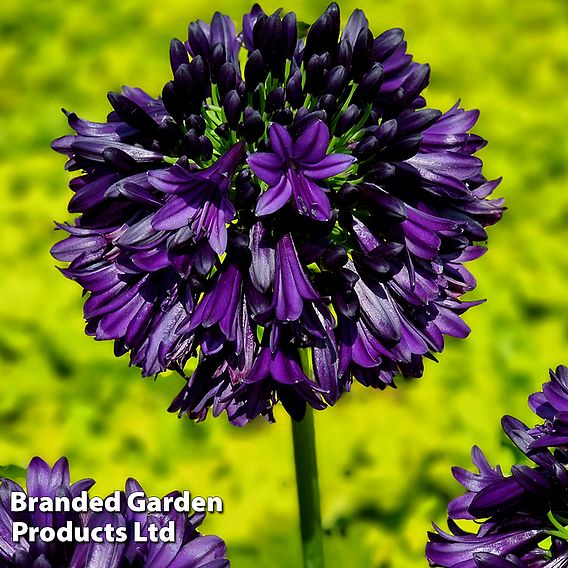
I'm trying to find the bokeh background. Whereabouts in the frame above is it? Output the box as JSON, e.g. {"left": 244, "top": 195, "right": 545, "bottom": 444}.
{"left": 1, "top": 0, "right": 567, "bottom": 565}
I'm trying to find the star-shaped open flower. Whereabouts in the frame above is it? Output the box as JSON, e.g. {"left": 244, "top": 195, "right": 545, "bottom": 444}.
{"left": 247, "top": 120, "right": 355, "bottom": 221}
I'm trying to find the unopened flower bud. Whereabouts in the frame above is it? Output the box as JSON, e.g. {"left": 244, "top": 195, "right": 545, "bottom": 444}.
{"left": 266, "top": 87, "right": 286, "bottom": 113}
{"left": 242, "top": 106, "right": 264, "bottom": 142}
{"left": 286, "top": 69, "right": 303, "bottom": 108}
{"left": 322, "top": 245, "right": 348, "bottom": 270}
{"left": 325, "top": 65, "right": 347, "bottom": 97}
{"left": 335, "top": 104, "right": 360, "bottom": 136}
{"left": 335, "top": 39, "right": 352, "bottom": 68}
{"left": 182, "top": 129, "right": 201, "bottom": 159}
{"left": 217, "top": 62, "right": 237, "bottom": 101}
{"left": 210, "top": 43, "right": 226, "bottom": 79}
{"left": 317, "top": 94, "right": 336, "bottom": 116}
{"left": 352, "top": 28, "right": 374, "bottom": 80}
{"left": 354, "top": 136, "right": 379, "bottom": 159}
{"left": 357, "top": 63, "right": 384, "bottom": 103}
{"left": 305, "top": 54, "right": 325, "bottom": 94}
{"left": 282, "top": 12, "right": 298, "bottom": 59}
{"left": 373, "top": 28, "right": 404, "bottom": 60}
{"left": 244, "top": 50, "right": 266, "bottom": 91}
{"left": 272, "top": 108, "right": 293, "bottom": 125}
{"left": 187, "top": 21, "right": 210, "bottom": 59}
{"left": 169, "top": 38, "right": 189, "bottom": 75}
{"left": 107, "top": 92, "right": 157, "bottom": 132}
{"left": 161, "top": 81, "right": 183, "bottom": 122}
{"left": 199, "top": 136, "right": 213, "bottom": 161}
{"left": 186, "top": 114, "right": 206, "bottom": 134}
{"left": 223, "top": 90, "right": 242, "bottom": 130}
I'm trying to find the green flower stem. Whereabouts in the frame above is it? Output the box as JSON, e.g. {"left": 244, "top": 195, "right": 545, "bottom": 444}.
{"left": 547, "top": 511, "right": 568, "bottom": 542}
{"left": 291, "top": 407, "right": 325, "bottom": 568}
{"left": 330, "top": 82, "right": 357, "bottom": 132}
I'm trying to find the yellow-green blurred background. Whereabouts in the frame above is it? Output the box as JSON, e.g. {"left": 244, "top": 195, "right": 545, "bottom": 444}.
{"left": 1, "top": 0, "right": 567, "bottom": 565}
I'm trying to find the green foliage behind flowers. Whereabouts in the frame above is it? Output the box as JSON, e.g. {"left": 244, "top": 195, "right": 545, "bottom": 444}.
{"left": 0, "top": 0, "right": 567, "bottom": 566}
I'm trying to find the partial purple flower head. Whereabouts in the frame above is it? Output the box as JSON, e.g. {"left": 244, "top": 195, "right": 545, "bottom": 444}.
{"left": 52, "top": 3, "right": 503, "bottom": 424}
{"left": 527, "top": 365, "right": 568, "bottom": 450}
{"left": 0, "top": 457, "right": 229, "bottom": 567}
{"left": 427, "top": 365, "right": 568, "bottom": 567}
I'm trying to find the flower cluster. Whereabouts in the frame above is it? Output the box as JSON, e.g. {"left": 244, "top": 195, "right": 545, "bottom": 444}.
{"left": 51, "top": 3, "right": 503, "bottom": 424}
{"left": 0, "top": 457, "right": 228, "bottom": 568}
{"left": 427, "top": 366, "right": 568, "bottom": 567}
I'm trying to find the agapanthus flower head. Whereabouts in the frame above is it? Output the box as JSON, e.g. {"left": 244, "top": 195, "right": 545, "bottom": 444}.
{"left": 426, "top": 365, "right": 568, "bottom": 567}
{"left": 52, "top": 3, "right": 503, "bottom": 424}
{"left": 0, "top": 457, "right": 228, "bottom": 568}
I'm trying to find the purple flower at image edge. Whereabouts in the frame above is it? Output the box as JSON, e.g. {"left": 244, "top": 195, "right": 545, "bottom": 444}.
{"left": 426, "top": 366, "right": 568, "bottom": 567}
{"left": 0, "top": 457, "right": 229, "bottom": 568}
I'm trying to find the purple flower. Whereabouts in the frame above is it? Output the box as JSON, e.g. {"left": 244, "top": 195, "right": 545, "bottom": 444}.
{"left": 52, "top": 3, "right": 503, "bottom": 424}
{"left": 270, "top": 233, "right": 320, "bottom": 321}
{"left": 427, "top": 523, "right": 543, "bottom": 568}
{"left": 0, "top": 457, "right": 229, "bottom": 568}
{"left": 248, "top": 121, "right": 354, "bottom": 221}
{"left": 528, "top": 366, "right": 568, "bottom": 449}
{"left": 149, "top": 142, "right": 244, "bottom": 255}
{"left": 427, "top": 365, "right": 568, "bottom": 567}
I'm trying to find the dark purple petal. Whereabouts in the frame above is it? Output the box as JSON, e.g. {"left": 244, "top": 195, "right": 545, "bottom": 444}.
{"left": 406, "top": 151, "right": 483, "bottom": 181}
{"left": 287, "top": 170, "right": 331, "bottom": 221}
{"left": 293, "top": 120, "right": 330, "bottom": 163}
{"left": 427, "top": 526, "right": 542, "bottom": 568}
{"left": 302, "top": 153, "right": 355, "bottom": 180}
{"left": 341, "top": 9, "right": 369, "bottom": 48}
{"left": 255, "top": 175, "right": 292, "bottom": 216}
{"left": 71, "top": 138, "right": 164, "bottom": 163}
{"left": 268, "top": 123, "right": 293, "bottom": 158}
{"left": 168, "top": 535, "right": 228, "bottom": 568}
{"left": 242, "top": 4, "right": 265, "bottom": 51}
{"left": 247, "top": 152, "right": 284, "bottom": 185}
{"left": 249, "top": 222, "right": 275, "bottom": 292}
{"left": 210, "top": 12, "right": 240, "bottom": 65}
{"left": 270, "top": 350, "right": 310, "bottom": 385}
{"left": 272, "top": 233, "right": 319, "bottom": 321}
